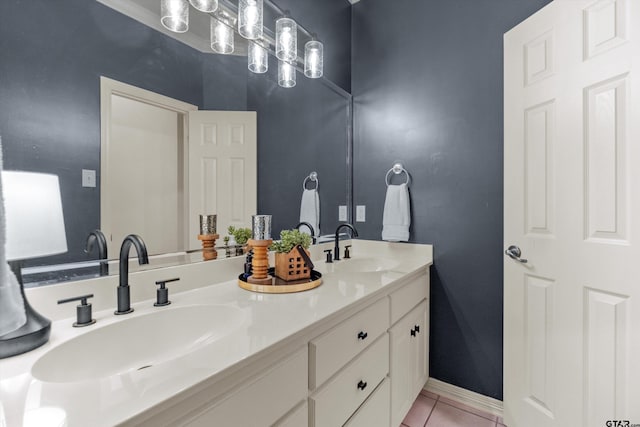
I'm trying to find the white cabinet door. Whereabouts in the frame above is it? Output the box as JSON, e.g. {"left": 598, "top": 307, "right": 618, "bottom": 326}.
{"left": 390, "top": 301, "right": 428, "bottom": 427}
{"left": 504, "top": 1, "right": 640, "bottom": 426}
{"left": 187, "top": 110, "right": 257, "bottom": 250}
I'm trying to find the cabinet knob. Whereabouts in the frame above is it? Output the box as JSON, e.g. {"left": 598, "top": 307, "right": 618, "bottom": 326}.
{"left": 357, "top": 380, "right": 367, "bottom": 391}
{"left": 357, "top": 331, "right": 368, "bottom": 340}
{"left": 410, "top": 328, "right": 416, "bottom": 337}
{"left": 414, "top": 325, "right": 420, "bottom": 333}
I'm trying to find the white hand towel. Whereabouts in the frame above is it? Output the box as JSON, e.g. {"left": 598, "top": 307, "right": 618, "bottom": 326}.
{"left": 382, "top": 183, "right": 410, "bottom": 242}
{"left": 300, "top": 189, "right": 320, "bottom": 237}
{"left": 0, "top": 137, "right": 27, "bottom": 336}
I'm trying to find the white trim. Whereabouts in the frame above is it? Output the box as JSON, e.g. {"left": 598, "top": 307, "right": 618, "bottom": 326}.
{"left": 424, "top": 377, "right": 504, "bottom": 418}
{"left": 99, "top": 77, "right": 198, "bottom": 255}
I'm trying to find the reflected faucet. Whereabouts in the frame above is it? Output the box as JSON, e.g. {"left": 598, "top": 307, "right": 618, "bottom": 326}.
{"left": 334, "top": 223, "right": 358, "bottom": 261}
{"left": 295, "top": 221, "right": 316, "bottom": 244}
{"left": 85, "top": 230, "right": 108, "bottom": 276}
{"left": 115, "top": 234, "right": 149, "bottom": 315}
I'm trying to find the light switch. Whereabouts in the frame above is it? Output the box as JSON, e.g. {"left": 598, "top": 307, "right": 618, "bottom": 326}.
{"left": 339, "top": 205, "right": 347, "bottom": 221}
{"left": 82, "top": 169, "right": 96, "bottom": 188}
{"left": 356, "top": 205, "right": 366, "bottom": 222}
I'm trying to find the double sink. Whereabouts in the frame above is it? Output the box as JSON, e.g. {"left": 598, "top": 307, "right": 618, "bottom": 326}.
{"left": 30, "top": 254, "right": 398, "bottom": 384}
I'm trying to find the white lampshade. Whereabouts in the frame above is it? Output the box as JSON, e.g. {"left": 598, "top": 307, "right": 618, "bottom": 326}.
{"left": 276, "top": 17, "right": 297, "bottom": 62}
{"left": 211, "top": 16, "right": 234, "bottom": 54}
{"left": 248, "top": 41, "right": 268, "bottom": 73}
{"left": 304, "top": 39, "right": 323, "bottom": 78}
{"left": 2, "top": 171, "right": 67, "bottom": 260}
{"left": 161, "top": 0, "right": 189, "bottom": 33}
{"left": 278, "top": 60, "right": 296, "bottom": 88}
{"left": 189, "top": 0, "right": 218, "bottom": 13}
{"left": 238, "top": 0, "right": 263, "bottom": 40}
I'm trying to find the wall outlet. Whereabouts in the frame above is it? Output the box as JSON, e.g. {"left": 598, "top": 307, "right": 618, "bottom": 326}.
{"left": 356, "top": 205, "right": 366, "bottom": 222}
{"left": 338, "top": 205, "right": 348, "bottom": 221}
{"left": 82, "top": 169, "right": 96, "bottom": 188}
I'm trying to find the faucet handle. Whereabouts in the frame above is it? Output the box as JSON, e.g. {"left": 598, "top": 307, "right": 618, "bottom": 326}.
{"left": 154, "top": 278, "right": 180, "bottom": 307}
{"left": 58, "top": 294, "right": 96, "bottom": 327}
{"left": 344, "top": 245, "right": 352, "bottom": 259}
{"left": 324, "top": 249, "right": 333, "bottom": 263}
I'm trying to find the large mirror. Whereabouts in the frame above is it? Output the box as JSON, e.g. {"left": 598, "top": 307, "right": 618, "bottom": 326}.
{"left": 0, "top": 0, "right": 351, "bottom": 286}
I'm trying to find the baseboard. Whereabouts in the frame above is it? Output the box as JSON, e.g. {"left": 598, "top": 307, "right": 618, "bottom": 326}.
{"left": 424, "top": 377, "right": 504, "bottom": 418}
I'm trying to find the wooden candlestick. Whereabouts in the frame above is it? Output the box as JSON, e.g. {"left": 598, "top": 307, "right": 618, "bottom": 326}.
{"left": 198, "top": 234, "right": 219, "bottom": 261}
{"left": 247, "top": 238, "right": 273, "bottom": 285}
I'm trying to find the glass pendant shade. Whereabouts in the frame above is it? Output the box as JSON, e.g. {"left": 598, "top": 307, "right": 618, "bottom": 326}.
{"left": 238, "top": 0, "right": 263, "bottom": 40}
{"left": 304, "top": 40, "right": 323, "bottom": 78}
{"left": 161, "top": 0, "right": 189, "bottom": 33}
{"left": 189, "top": 0, "right": 218, "bottom": 12}
{"left": 248, "top": 42, "right": 268, "bottom": 73}
{"left": 211, "top": 17, "right": 234, "bottom": 54}
{"left": 276, "top": 17, "right": 297, "bottom": 62}
{"left": 278, "top": 61, "right": 296, "bottom": 88}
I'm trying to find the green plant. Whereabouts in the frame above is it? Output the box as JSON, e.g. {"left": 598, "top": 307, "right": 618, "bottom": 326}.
{"left": 270, "top": 229, "right": 312, "bottom": 253}
{"left": 227, "top": 226, "right": 252, "bottom": 245}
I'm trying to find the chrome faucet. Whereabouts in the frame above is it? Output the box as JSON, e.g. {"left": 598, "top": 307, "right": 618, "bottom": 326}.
{"left": 295, "top": 221, "right": 316, "bottom": 244}
{"left": 115, "top": 234, "right": 149, "bottom": 315}
{"left": 85, "top": 229, "right": 108, "bottom": 276}
{"left": 334, "top": 223, "right": 358, "bottom": 261}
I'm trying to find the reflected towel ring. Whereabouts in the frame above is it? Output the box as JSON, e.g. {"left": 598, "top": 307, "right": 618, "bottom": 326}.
{"left": 303, "top": 171, "right": 319, "bottom": 190}
{"left": 385, "top": 163, "right": 410, "bottom": 186}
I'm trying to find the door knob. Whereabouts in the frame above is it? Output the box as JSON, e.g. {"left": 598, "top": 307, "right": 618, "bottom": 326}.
{"left": 505, "top": 245, "right": 528, "bottom": 263}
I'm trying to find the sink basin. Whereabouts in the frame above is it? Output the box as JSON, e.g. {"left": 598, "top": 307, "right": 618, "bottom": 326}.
{"left": 326, "top": 257, "right": 399, "bottom": 273}
{"left": 32, "top": 305, "right": 244, "bottom": 383}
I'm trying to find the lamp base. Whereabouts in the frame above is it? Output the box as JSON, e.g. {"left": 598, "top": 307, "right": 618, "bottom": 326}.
{"left": 0, "top": 301, "right": 51, "bottom": 359}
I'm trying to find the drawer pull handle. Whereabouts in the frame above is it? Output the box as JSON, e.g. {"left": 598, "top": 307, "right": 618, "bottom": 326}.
{"left": 357, "top": 331, "right": 368, "bottom": 340}
{"left": 357, "top": 380, "right": 368, "bottom": 391}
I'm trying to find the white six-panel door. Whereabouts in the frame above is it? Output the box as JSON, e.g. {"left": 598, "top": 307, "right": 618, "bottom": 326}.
{"left": 504, "top": 1, "right": 639, "bottom": 426}
{"left": 187, "top": 111, "right": 257, "bottom": 250}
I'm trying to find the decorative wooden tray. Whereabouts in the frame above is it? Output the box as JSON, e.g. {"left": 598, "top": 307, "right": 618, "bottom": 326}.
{"left": 238, "top": 268, "right": 322, "bottom": 294}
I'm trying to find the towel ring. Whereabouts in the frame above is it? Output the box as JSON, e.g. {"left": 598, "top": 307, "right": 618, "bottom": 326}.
{"left": 385, "top": 163, "right": 410, "bottom": 186}
{"left": 303, "top": 171, "right": 319, "bottom": 190}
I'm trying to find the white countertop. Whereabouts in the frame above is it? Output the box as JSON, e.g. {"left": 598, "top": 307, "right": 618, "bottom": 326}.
{"left": 0, "top": 240, "right": 432, "bottom": 427}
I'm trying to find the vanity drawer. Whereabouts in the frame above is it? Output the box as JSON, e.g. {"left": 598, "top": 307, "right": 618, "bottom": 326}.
{"left": 274, "top": 401, "right": 308, "bottom": 427}
{"left": 344, "top": 377, "right": 391, "bottom": 427}
{"left": 309, "top": 297, "right": 389, "bottom": 389}
{"left": 390, "top": 275, "right": 429, "bottom": 325}
{"left": 184, "top": 347, "right": 307, "bottom": 427}
{"left": 310, "top": 333, "right": 389, "bottom": 427}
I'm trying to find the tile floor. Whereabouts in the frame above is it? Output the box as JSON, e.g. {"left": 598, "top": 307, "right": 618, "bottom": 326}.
{"left": 401, "top": 390, "right": 506, "bottom": 427}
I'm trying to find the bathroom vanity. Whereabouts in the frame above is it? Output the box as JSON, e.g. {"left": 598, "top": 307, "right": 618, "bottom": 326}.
{"left": 0, "top": 240, "right": 432, "bottom": 427}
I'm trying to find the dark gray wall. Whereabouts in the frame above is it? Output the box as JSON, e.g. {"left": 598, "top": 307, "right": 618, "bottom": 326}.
{"left": 248, "top": 57, "right": 349, "bottom": 237}
{"left": 352, "top": 0, "right": 551, "bottom": 399}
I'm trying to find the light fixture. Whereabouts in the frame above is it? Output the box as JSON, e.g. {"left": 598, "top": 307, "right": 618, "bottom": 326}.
{"left": 304, "top": 39, "right": 323, "bottom": 79}
{"left": 161, "top": 0, "right": 189, "bottom": 33}
{"left": 276, "top": 16, "right": 297, "bottom": 62}
{"left": 248, "top": 41, "right": 268, "bottom": 73}
{"left": 278, "top": 60, "right": 296, "bottom": 88}
{"left": 238, "top": 0, "right": 263, "bottom": 40}
{"left": 211, "top": 16, "right": 234, "bottom": 54}
{"left": 188, "top": 0, "right": 218, "bottom": 12}
{"left": 0, "top": 171, "right": 68, "bottom": 359}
